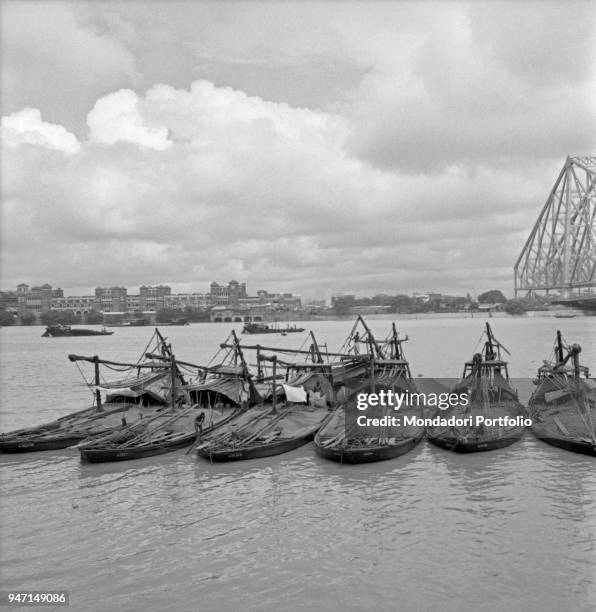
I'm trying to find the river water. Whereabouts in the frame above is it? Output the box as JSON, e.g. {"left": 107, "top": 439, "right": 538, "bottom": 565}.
{"left": 1, "top": 316, "right": 595, "bottom": 612}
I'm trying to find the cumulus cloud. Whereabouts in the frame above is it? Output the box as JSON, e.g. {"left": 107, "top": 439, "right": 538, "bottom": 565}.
{"left": 87, "top": 89, "right": 172, "bottom": 150}
{"left": 1, "top": 2, "right": 139, "bottom": 135}
{"left": 2, "top": 108, "right": 80, "bottom": 154}
{"left": 1, "top": 77, "right": 556, "bottom": 298}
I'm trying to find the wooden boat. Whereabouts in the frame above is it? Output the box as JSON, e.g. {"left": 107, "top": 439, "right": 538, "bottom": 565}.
{"left": 196, "top": 329, "right": 337, "bottom": 461}
{"left": 242, "top": 322, "right": 305, "bottom": 335}
{"left": 427, "top": 323, "right": 526, "bottom": 453}
{"left": 0, "top": 403, "right": 138, "bottom": 452}
{"left": 315, "top": 322, "right": 424, "bottom": 463}
{"left": 529, "top": 331, "right": 596, "bottom": 456}
{"left": 42, "top": 324, "right": 113, "bottom": 337}
{"left": 78, "top": 404, "right": 237, "bottom": 462}
{"left": 0, "top": 330, "right": 181, "bottom": 453}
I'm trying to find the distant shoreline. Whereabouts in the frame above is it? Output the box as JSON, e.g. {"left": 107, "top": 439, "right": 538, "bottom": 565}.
{"left": 2, "top": 309, "right": 589, "bottom": 328}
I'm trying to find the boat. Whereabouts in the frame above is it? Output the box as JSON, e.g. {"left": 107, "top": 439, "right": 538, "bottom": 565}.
{"left": 77, "top": 402, "right": 238, "bottom": 463}
{"left": 528, "top": 331, "right": 596, "bottom": 456}
{"left": 315, "top": 321, "right": 424, "bottom": 463}
{"left": 426, "top": 323, "right": 526, "bottom": 453}
{"left": 242, "top": 322, "right": 305, "bottom": 335}
{"left": 42, "top": 324, "right": 114, "bottom": 337}
{"left": 0, "top": 330, "right": 181, "bottom": 453}
{"left": 195, "top": 374, "right": 332, "bottom": 462}
{"left": 196, "top": 330, "right": 334, "bottom": 461}
{"left": 554, "top": 313, "right": 577, "bottom": 319}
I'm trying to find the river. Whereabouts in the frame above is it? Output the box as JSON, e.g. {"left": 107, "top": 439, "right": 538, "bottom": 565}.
{"left": 1, "top": 316, "right": 595, "bottom": 611}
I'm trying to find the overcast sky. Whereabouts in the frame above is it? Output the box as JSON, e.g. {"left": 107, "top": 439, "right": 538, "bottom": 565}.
{"left": 2, "top": 1, "right": 595, "bottom": 299}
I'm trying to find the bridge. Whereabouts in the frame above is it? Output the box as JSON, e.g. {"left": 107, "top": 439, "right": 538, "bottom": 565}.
{"left": 550, "top": 295, "right": 596, "bottom": 311}
{"left": 514, "top": 155, "right": 595, "bottom": 298}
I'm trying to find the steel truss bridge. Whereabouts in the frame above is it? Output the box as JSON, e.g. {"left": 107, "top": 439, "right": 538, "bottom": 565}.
{"left": 514, "top": 155, "right": 596, "bottom": 298}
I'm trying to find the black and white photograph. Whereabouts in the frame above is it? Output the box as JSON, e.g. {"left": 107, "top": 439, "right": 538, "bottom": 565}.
{"left": 1, "top": 1, "right": 595, "bottom": 611}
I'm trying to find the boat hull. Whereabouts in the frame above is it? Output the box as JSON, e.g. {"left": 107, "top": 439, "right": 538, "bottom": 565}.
{"left": 532, "top": 433, "right": 596, "bottom": 457}
{"left": 197, "top": 432, "right": 313, "bottom": 462}
{"left": 42, "top": 329, "right": 113, "bottom": 337}
{"left": 315, "top": 434, "right": 423, "bottom": 464}
{"left": 427, "top": 429, "right": 524, "bottom": 453}
{"left": 80, "top": 433, "right": 196, "bottom": 463}
{"left": 0, "top": 404, "right": 152, "bottom": 454}
{"left": 0, "top": 435, "right": 85, "bottom": 453}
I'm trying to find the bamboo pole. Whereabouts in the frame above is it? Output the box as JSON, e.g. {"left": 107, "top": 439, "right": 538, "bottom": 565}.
{"left": 94, "top": 356, "right": 103, "bottom": 412}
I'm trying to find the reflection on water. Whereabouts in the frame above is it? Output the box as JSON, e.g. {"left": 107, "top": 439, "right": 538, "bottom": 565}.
{"left": 1, "top": 319, "right": 595, "bottom": 612}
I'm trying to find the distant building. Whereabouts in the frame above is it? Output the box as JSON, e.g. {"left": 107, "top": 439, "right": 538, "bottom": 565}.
{"left": 94, "top": 286, "right": 128, "bottom": 312}
{"left": 209, "top": 280, "right": 247, "bottom": 306}
{"left": 210, "top": 305, "right": 266, "bottom": 323}
{"left": 139, "top": 285, "right": 171, "bottom": 311}
{"left": 4, "top": 280, "right": 304, "bottom": 319}
{"left": 163, "top": 293, "right": 208, "bottom": 310}
{"left": 304, "top": 299, "right": 327, "bottom": 311}
{"left": 51, "top": 295, "right": 96, "bottom": 315}
{"left": 15, "top": 282, "right": 56, "bottom": 314}
{"left": 253, "top": 289, "right": 302, "bottom": 311}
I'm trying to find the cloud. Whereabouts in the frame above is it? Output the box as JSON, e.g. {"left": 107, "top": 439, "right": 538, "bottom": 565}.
{"left": 2, "top": 108, "right": 80, "bottom": 154}
{"left": 87, "top": 89, "right": 171, "bottom": 150}
{"left": 1, "top": 2, "right": 138, "bottom": 134}
{"left": 1, "top": 77, "right": 558, "bottom": 298}
{"left": 341, "top": 3, "right": 596, "bottom": 172}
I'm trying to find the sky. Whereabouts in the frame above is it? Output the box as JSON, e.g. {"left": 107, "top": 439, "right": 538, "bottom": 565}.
{"left": 1, "top": 1, "right": 595, "bottom": 300}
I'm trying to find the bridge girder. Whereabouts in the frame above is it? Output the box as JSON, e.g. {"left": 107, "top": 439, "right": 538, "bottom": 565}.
{"left": 514, "top": 155, "right": 596, "bottom": 297}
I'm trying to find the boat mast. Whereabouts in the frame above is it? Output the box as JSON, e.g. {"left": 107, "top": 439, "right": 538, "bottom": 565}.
{"left": 256, "top": 345, "right": 263, "bottom": 381}
{"left": 310, "top": 331, "right": 324, "bottom": 364}
{"left": 170, "top": 351, "right": 177, "bottom": 408}
{"left": 556, "top": 330, "right": 565, "bottom": 365}
{"left": 155, "top": 328, "right": 187, "bottom": 385}
{"left": 271, "top": 355, "right": 278, "bottom": 414}
{"left": 93, "top": 356, "right": 103, "bottom": 412}
{"left": 485, "top": 323, "right": 496, "bottom": 361}
{"left": 391, "top": 322, "right": 401, "bottom": 360}
{"left": 392, "top": 322, "right": 412, "bottom": 380}
{"left": 231, "top": 329, "right": 250, "bottom": 381}
{"left": 571, "top": 344, "right": 581, "bottom": 379}
{"left": 357, "top": 316, "right": 384, "bottom": 358}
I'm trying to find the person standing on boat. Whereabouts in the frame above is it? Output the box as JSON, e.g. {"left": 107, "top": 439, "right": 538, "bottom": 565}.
{"left": 194, "top": 412, "right": 206, "bottom": 438}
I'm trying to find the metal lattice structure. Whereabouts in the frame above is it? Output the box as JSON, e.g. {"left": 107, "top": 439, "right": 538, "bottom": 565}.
{"left": 514, "top": 155, "right": 596, "bottom": 297}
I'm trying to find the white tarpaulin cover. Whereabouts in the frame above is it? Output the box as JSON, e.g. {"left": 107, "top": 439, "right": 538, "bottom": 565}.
{"left": 281, "top": 384, "right": 308, "bottom": 403}
{"left": 94, "top": 386, "right": 140, "bottom": 397}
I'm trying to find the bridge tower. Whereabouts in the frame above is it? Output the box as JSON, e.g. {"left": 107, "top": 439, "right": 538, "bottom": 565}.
{"left": 514, "top": 155, "right": 596, "bottom": 297}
